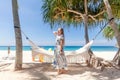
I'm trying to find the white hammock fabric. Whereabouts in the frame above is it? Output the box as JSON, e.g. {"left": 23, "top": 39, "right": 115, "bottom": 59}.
{"left": 28, "top": 39, "right": 93, "bottom": 63}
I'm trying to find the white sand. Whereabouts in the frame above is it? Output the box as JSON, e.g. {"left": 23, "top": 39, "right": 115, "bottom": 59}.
{"left": 0, "top": 50, "right": 120, "bottom": 80}
{"left": 0, "top": 50, "right": 33, "bottom": 63}
{"left": 93, "top": 51, "right": 117, "bottom": 60}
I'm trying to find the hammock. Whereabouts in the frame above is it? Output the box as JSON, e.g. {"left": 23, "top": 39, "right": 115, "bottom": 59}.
{"left": 23, "top": 18, "right": 113, "bottom": 63}
{"left": 28, "top": 39, "right": 93, "bottom": 63}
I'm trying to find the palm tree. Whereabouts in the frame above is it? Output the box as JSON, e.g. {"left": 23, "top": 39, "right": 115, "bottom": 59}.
{"left": 103, "top": 0, "right": 120, "bottom": 47}
{"left": 109, "top": 0, "right": 120, "bottom": 18}
{"left": 103, "top": 0, "right": 120, "bottom": 65}
{"left": 12, "top": 0, "right": 23, "bottom": 70}
{"left": 42, "top": 0, "right": 105, "bottom": 43}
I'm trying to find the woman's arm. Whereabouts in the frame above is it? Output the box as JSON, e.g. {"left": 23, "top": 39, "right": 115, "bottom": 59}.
{"left": 59, "top": 39, "right": 64, "bottom": 54}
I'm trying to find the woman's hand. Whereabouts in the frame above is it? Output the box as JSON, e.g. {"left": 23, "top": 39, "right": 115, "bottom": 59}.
{"left": 53, "top": 31, "right": 57, "bottom": 36}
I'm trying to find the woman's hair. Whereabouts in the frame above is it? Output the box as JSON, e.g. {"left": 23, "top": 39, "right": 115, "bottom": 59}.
{"left": 58, "top": 28, "right": 65, "bottom": 45}
{"left": 58, "top": 28, "right": 64, "bottom": 36}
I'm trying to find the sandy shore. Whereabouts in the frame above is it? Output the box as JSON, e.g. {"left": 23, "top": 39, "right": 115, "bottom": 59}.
{"left": 0, "top": 50, "right": 33, "bottom": 63}
{"left": 0, "top": 50, "right": 120, "bottom": 80}
{"left": 93, "top": 51, "right": 117, "bottom": 60}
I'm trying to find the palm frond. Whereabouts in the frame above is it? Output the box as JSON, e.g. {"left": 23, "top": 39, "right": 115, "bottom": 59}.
{"left": 103, "top": 24, "right": 120, "bottom": 40}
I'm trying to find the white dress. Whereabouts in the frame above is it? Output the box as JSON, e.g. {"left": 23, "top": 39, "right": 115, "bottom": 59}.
{"left": 54, "top": 35, "right": 67, "bottom": 70}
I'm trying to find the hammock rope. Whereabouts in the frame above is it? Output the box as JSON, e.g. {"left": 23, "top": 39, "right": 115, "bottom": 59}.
{"left": 21, "top": 30, "right": 29, "bottom": 40}
{"left": 93, "top": 18, "right": 114, "bottom": 40}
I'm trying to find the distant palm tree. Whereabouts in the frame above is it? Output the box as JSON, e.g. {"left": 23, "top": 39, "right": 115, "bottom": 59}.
{"left": 12, "top": 0, "right": 23, "bottom": 70}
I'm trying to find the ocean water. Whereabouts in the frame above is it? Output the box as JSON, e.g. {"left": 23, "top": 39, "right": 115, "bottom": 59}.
{"left": 0, "top": 46, "right": 118, "bottom": 51}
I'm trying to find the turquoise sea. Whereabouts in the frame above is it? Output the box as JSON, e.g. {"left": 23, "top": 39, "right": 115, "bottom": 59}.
{"left": 0, "top": 46, "right": 118, "bottom": 51}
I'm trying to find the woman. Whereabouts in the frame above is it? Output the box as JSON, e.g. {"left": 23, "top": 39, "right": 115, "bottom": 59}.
{"left": 53, "top": 28, "right": 67, "bottom": 74}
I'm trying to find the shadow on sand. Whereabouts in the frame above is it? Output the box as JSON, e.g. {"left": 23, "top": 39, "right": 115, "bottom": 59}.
{"left": 0, "top": 63, "right": 120, "bottom": 80}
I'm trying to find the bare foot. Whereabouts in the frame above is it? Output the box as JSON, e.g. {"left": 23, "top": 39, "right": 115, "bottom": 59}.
{"left": 62, "top": 70, "right": 68, "bottom": 74}
{"left": 57, "top": 69, "right": 62, "bottom": 75}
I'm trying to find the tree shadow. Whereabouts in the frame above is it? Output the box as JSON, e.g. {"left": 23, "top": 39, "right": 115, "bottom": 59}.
{"left": 0, "top": 63, "right": 51, "bottom": 80}
{"left": 0, "top": 63, "right": 120, "bottom": 80}
{"left": 0, "top": 63, "right": 11, "bottom": 71}
{"left": 45, "top": 63, "right": 120, "bottom": 80}
{"left": 20, "top": 63, "right": 52, "bottom": 80}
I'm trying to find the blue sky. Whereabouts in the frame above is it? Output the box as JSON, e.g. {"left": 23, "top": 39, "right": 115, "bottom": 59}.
{"left": 0, "top": 0, "right": 116, "bottom": 46}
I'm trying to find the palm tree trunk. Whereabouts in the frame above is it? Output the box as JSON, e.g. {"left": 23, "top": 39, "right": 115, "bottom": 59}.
{"left": 103, "top": 0, "right": 120, "bottom": 65}
{"left": 12, "top": 0, "right": 23, "bottom": 70}
{"left": 84, "top": 15, "right": 89, "bottom": 43}
{"left": 83, "top": 0, "right": 93, "bottom": 66}
{"left": 84, "top": 0, "right": 89, "bottom": 43}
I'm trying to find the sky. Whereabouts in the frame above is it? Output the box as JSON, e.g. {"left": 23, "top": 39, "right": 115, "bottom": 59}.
{"left": 0, "top": 0, "right": 117, "bottom": 46}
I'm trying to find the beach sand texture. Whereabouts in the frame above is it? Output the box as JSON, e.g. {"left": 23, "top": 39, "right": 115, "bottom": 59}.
{"left": 0, "top": 50, "right": 120, "bottom": 80}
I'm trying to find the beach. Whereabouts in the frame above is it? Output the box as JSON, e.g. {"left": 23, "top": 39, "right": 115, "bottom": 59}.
{"left": 0, "top": 50, "right": 120, "bottom": 80}
{"left": 1, "top": 0, "right": 120, "bottom": 80}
